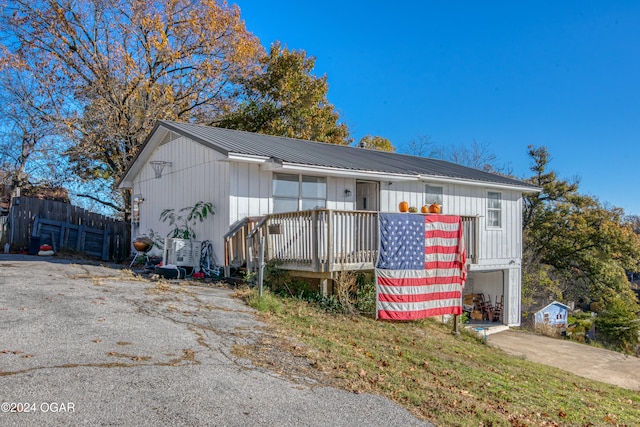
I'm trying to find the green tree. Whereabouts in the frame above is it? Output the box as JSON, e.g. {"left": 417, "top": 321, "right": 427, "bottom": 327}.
{"left": 522, "top": 146, "right": 640, "bottom": 349}
{"left": 356, "top": 135, "right": 395, "bottom": 152}
{"left": 594, "top": 291, "right": 640, "bottom": 352}
{"left": 219, "top": 42, "right": 351, "bottom": 145}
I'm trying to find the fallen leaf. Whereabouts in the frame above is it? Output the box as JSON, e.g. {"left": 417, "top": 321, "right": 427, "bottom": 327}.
{"left": 359, "top": 369, "right": 367, "bottom": 377}
{"left": 92, "top": 339, "right": 102, "bottom": 343}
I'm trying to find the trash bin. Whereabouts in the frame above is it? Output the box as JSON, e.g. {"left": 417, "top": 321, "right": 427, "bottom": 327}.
{"left": 28, "top": 237, "right": 41, "bottom": 255}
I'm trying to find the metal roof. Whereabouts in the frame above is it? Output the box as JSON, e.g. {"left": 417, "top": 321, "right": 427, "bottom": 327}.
{"left": 149, "top": 120, "right": 539, "bottom": 190}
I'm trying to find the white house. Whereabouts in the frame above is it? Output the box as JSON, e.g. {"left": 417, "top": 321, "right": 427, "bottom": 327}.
{"left": 118, "top": 120, "right": 540, "bottom": 326}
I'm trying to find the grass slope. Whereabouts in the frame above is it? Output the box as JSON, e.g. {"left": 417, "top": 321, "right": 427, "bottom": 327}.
{"left": 239, "top": 290, "right": 640, "bottom": 427}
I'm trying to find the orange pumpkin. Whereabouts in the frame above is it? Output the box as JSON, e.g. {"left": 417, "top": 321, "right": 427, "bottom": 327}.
{"left": 421, "top": 205, "right": 429, "bottom": 214}
{"left": 399, "top": 201, "right": 409, "bottom": 212}
{"left": 429, "top": 203, "right": 441, "bottom": 214}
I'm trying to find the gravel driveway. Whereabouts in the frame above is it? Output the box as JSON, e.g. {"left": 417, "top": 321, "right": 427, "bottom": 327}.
{"left": 0, "top": 256, "right": 430, "bottom": 426}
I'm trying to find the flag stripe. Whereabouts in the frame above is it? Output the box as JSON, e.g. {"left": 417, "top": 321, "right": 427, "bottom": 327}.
{"left": 425, "top": 229, "right": 460, "bottom": 239}
{"left": 378, "top": 305, "right": 463, "bottom": 321}
{"left": 424, "top": 237, "right": 461, "bottom": 247}
{"left": 425, "top": 252, "right": 459, "bottom": 262}
{"left": 378, "top": 291, "right": 462, "bottom": 303}
{"left": 377, "top": 283, "right": 462, "bottom": 295}
{"left": 425, "top": 261, "right": 465, "bottom": 271}
{"left": 376, "top": 268, "right": 464, "bottom": 280}
{"left": 425, "top": 245, "right": 459, "bottom": 254}
{"left": 378, "top": 298, "right": 463, "bottom": 312}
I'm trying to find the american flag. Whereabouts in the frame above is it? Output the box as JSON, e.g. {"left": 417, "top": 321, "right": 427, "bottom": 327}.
{"left": 376, "top": 213, "right": 467, "bottom": 321}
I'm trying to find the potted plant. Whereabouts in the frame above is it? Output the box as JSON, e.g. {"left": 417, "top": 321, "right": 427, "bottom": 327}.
{"left": 159, "top": 201, "right": 214, "bottom": 240}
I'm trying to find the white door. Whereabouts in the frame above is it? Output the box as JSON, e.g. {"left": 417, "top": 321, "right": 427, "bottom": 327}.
{"left": 356, "top": 181, "right": 379, "bottom": 211}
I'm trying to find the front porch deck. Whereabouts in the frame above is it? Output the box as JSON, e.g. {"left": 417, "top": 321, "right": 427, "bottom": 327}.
{"left": 224, "top": 209, "right": 479, "bottom": 278}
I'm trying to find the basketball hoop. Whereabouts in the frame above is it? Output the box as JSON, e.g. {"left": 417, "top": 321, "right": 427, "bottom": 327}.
{"left": 150, "top": 161, "right": 172, "bottom": 179}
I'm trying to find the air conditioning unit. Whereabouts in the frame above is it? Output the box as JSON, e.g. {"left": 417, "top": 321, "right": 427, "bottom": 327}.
{"left": 163, "top": 238, "right": 201, "bottom": 269}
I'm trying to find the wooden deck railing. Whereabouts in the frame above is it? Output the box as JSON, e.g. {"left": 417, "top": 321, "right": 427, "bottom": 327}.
{"left": 266, "top": 209, "right": 379, "bottom": 272}
{"left": 223, "top": 209, "right": 479, "bottom": 275}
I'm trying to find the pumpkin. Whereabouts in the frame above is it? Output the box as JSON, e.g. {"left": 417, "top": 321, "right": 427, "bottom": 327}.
{"left": 399, "top": 201, "right": 409, "bottom": 212}
{"left": 408, "top": 206, "right": 418, "bottom": 213}
{"left": 421, "top": 205, "right": 429, "bottom": 214}
{"left": 429, "top": 203, "right": 441, "bottom": 214}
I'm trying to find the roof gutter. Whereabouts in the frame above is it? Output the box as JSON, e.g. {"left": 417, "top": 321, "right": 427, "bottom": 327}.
{"left": 223, "top": 153, "right": 540, "bottom": 191}
{"left": 418, "top": 174, "right": 542, "bottom": 192}
{"left": 277, "top": 163, "right": 420, "bottom": 181}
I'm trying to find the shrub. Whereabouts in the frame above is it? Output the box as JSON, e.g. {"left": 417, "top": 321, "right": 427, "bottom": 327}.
{"left": 595, "top": 297, "right": 639, "bottom": 352}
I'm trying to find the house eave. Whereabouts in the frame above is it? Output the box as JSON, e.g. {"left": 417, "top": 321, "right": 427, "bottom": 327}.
{"left": 277, "top": 162, "right": 420, "bottom": 181}
{"left": 419, "top": 174, "right": 542, "bottom": 193}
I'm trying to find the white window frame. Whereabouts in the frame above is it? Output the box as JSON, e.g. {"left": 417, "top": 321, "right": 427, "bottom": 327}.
{"left": 487, "top": 191, "right": 502, "bottom": 228}
{"left": 273, "top": 173, "right": 326, "bottom": 213}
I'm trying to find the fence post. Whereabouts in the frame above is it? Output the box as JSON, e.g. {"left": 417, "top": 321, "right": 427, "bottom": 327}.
{"left": 102, "top": 228, "right": 110, "bottom": 261}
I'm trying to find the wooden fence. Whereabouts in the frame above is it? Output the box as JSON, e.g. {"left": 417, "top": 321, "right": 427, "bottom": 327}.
{"left": 2, "top": 197, "right": 130, "bottom": 261}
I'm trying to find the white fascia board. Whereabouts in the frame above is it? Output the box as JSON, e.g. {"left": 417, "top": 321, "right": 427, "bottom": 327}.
{"left": 419, "top": 174, "right": 541, "bottom": 193}
{"left": 223, "top": 154, "right": 420, "bottom": 181}
{"left": 225, "top": 153, "right": 271, "bottom": 163}
{"left": 278, "top": 163, "right": 419, "bottom": 181}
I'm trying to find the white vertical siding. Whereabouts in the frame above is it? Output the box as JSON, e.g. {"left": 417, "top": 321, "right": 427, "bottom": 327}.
{"left": 380, "top": 181, "right": 522, "bottom": 263}
{"left": 228, "top": 168, "right": 357, "bottom": 221}
{"left": 229, "top": 162, "right": 270, "bottom": 221}
{"left": 132, "top": 136, "right": 229, "bottom": 262}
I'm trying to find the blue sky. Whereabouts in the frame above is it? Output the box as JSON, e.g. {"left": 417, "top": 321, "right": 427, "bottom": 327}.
{"left": 235, "top": 1, "right": 640, "bottom": 215}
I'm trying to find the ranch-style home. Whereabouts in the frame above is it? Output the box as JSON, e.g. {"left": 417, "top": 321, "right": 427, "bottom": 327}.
{"left": 118, "top": 120, "right": 540, "bottom": 326}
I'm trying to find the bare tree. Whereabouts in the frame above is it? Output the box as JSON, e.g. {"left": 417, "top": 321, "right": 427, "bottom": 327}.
{"left": 407, "top": 135, "right": 511, "bottom": 175}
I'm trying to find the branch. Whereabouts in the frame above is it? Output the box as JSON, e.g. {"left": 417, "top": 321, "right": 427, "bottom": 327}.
{"left": 76, "top": 193, "right": 122, "bottom": 212}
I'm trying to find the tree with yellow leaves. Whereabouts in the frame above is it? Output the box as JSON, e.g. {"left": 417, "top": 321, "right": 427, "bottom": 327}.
{"left": 0, "top": 0, "right": 263, "bottom": 214}
{"left": 356, "top": 135, "right": 396, "bottom": 152}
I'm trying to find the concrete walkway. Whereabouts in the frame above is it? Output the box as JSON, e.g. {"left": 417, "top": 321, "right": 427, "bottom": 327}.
{"left": 489, "top": 329, "right": 640, "bottom": 391}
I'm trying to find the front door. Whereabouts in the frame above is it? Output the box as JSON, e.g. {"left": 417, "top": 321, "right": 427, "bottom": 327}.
{"left": 356, "top": 181, "right": 379, "bottom": 211}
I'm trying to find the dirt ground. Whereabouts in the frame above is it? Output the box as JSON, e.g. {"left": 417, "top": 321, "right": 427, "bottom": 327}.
{"left": 488, "top": 329, "right": 640, "bottom": 391}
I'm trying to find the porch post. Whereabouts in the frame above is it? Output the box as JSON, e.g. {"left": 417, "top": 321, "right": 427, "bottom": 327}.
{"left": 311, "top": 210, "right": 318, "bottom": 272}
{"left": 320, "top": 278, "right": 328, "bottom": 297}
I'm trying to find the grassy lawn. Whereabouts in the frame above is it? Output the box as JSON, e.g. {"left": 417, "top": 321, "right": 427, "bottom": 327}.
{"left": 237, "top": 289, "right": 640, "bottom": 427}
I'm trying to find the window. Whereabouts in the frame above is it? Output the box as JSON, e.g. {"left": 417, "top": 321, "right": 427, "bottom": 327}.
{"left": 273, "top": 173, "right": 326, "bottom": 213}
{"left": 543, "top": 312, "right": 550, "bottom": 323}
{"left": 487, "top": 191, "right": 502, "bottom": 227}
{"left": 424, "top": 184, "right": 443, "bottom": 205}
